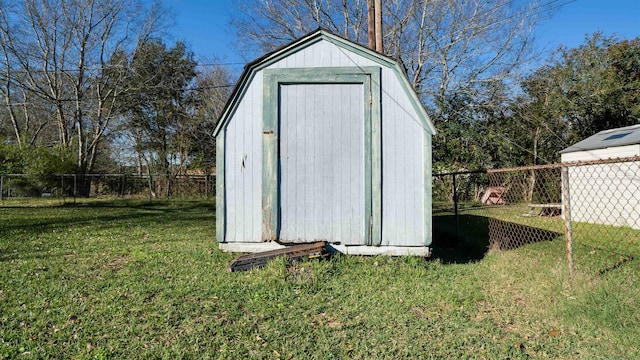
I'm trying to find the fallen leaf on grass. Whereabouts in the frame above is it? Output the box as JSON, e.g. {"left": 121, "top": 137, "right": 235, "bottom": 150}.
{"left": 410, "top": 307, "right": 426, "bottom": 319}
{"left": 346, "top": 349, "right": 354, "bottom": 356}
{"left": 548, "top": 329, "right": 561, "bottom": 337}
{"left": 327, "top": 320, "right": 341, "bottom": 328}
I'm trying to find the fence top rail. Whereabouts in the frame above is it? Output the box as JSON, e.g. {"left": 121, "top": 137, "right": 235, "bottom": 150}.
{"left": 433, "top": 169, "right": 486, "bottom": 177}
{"left": 561, "top": 155, "right": 640, "bottom": 168}
{"left": 487, "top": 163, "right": 563, "bottom": 173}
{"left": 487, "top": 155, "right": 640, "bottom": 174}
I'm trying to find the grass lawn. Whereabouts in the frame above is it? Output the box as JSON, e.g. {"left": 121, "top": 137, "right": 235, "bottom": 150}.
{"left": 1, "top": 200, "right": 639, "bottom": 358}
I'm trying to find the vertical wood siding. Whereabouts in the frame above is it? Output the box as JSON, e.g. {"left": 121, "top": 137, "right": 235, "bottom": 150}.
{"left": 279, "top": 83, "right": 366, "bottom": 244}
{"left": 224, "top": 73, "right": 263, "bottom": 243}
{"left": 268, "top": 40, "right": 378, "bottom": 69}
{"left": 380, "top": 71, "right": 427, "bottom": 246}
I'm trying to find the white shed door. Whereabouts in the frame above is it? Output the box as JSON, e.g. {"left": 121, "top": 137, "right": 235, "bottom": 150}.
{"left": 278, "top": 83, "right": 366, "bottom": 245}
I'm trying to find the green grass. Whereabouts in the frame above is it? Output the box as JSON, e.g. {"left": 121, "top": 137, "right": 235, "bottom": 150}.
{"left": 1, "top": 200, "right": 639, "bottom": 358}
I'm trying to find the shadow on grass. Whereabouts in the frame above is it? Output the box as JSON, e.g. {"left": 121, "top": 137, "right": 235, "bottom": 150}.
{"left": 432, "top": 215, "right": 490, "bottom": 264}
{"left": 67, "top": 199, "right": 214, "bottom": 210}
{"left": 431, "top": 215, "right": 563, "bottom": 264}
{"left": 487, "top": 218, "right": 562, "bottom": 250}
{"left": 0, "top": 200, "right": 215, "bottom": 262}
{"left": 571, "top": 242, "right": 638, "bottom": 276}
{"left": 1, "top": 198, "right": 214, "bottom": 210}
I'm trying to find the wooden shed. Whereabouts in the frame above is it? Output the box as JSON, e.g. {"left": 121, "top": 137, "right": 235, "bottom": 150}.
{"left": 214, "top": 29, "right": 436, "bottom": 255}
{"left": 560, "top": 124, "right": 640, "bottom": 229}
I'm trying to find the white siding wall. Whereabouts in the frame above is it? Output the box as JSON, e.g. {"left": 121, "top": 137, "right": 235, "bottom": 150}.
{"left": 563, "top": 148, "right": 640, "bottom": 230}
{"left": 224, "top": 73, "right": 263, "bottom": 243}
{"left": 567, "top": 163, "right": 640, "bottom": 229}
{"left": 267, "top": 40, "right": 378, "bottom": 69}
{"left": 380, "top": 71, "right": 426, "bottom": 246}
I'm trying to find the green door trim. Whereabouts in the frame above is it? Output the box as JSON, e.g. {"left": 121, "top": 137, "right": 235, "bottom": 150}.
{"left": 262, "top": 66, "right": 382, "bottom": 246}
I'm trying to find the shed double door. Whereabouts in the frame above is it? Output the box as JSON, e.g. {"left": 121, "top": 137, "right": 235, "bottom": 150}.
{"left": 278, "top": 83, "right": 367, "bottom": 245}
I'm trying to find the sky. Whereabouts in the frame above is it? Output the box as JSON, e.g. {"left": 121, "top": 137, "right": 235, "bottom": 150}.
{"left": 166, "top": 0, "right": 640, "bottom": 76}
{"left": 536, "top": 0, "right": 640, "bottom": 51}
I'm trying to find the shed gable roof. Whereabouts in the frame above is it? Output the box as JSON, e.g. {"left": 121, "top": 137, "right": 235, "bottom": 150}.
{"left": 560, "top": 124, "right": 640, "bottom": 154}
{"left": 214, "top": 28, "right": 436, "bottom": 136}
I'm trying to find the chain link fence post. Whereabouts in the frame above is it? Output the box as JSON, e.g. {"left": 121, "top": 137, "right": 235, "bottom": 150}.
{"left": 561, "top": 166, "right": 574, "bottom": 276}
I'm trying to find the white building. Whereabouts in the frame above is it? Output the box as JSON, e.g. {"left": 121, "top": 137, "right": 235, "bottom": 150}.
{"left": 560, "top": 124, "right": 640, "bottom": 229}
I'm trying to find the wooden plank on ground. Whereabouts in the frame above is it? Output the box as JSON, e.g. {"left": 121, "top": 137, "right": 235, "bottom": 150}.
{"left": 229, "top": 241, "right": 328, "bottom": 272}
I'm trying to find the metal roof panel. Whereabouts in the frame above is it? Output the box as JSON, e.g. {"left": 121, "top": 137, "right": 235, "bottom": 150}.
{"left": 559, "top": 124, "right": 640, "bottom": 154}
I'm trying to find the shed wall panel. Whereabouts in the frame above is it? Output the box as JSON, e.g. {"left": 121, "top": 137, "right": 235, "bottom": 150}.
{"left": 380, "top": 71, "right": 426, "bottom": 246}
{"left": 223, "top": 73, "right": 263, "bottom": 243}
{"left": 279, "top": 83, "right": 366, "bottom": 244}
{"left": 268, "top": 40, "right": 378, "bottom": 69}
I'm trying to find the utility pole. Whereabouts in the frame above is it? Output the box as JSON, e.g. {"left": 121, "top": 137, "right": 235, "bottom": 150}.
{"left": 375, "top": 0, "right": 383, "bottom": 52}
{"left": 367, "top": 0, "right": 384, "bottom": 53}
{"left": 367, "top": 0, "right": 376, "bottom": 50}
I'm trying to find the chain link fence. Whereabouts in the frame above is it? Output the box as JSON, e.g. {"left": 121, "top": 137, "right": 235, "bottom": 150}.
{"left": 486, "top": 156, "right": 640, "bottom": 274}
{"left": 5, "top": 159, "right": 639, "bottom": 275}
{"left": 432, "top": 170, "right": 490, "bottom": 262}
{"left": 433, "top": 157, "right": 639, "bottom": 274}
{"left": 485, "top": 164, "right": 564, "bottom": 251}
{"left": 0, "top": 174, "right": 216, "bottom": 204}
{"left": 562, "top": 156, "right": 640, "bottom": 274}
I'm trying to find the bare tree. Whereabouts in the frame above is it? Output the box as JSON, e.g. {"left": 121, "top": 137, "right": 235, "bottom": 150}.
{"left": 0, "top": 0, "right": 165, "bottom": 180}
{"left": 189, "top": 64, "right": 234, "bottom": 170}
{"left": 232, "top": 0, "right": 370, "bottom": 56}
{"left": 232, "top": 0, "right": 561, "bottom": 125}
